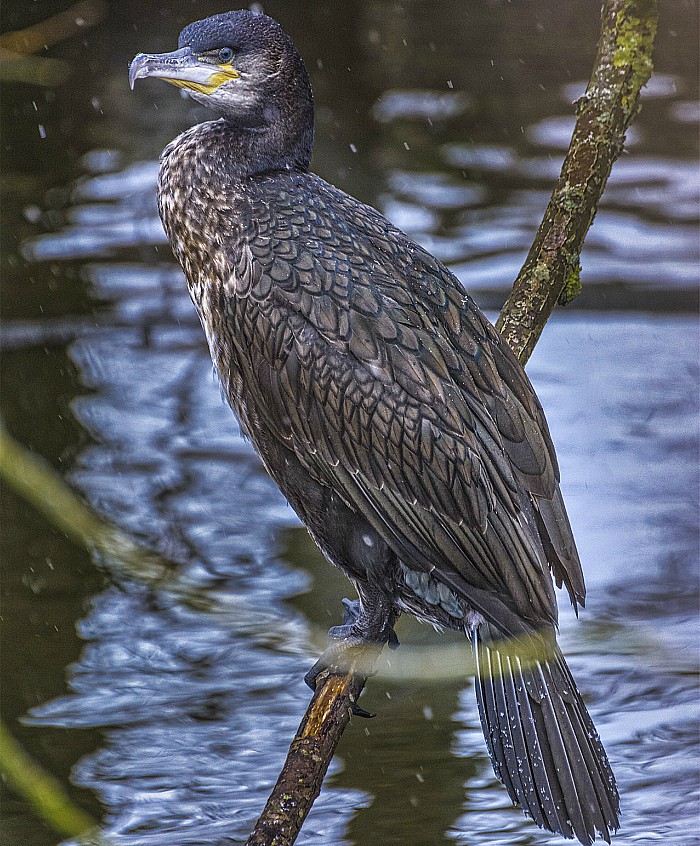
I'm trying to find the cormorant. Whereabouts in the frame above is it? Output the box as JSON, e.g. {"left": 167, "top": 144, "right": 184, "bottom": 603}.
{"left": 129, "top": 11, "right": 619, "bottom": 843}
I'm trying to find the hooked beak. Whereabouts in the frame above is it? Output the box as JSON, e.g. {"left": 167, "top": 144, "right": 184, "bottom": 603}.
{"left": 129, "top": 46, "right": 239, "bottom": 94}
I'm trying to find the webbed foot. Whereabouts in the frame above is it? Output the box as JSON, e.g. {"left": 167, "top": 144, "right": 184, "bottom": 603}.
{"left": 304, "top": 596, "right": 399, "bottom": 702}
{"left": 327, "top": 598, "right": 400, "bottom": 649}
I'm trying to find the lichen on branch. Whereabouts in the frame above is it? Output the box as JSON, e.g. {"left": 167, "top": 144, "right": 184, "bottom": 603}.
{"left": 496, "top": 0, "right": 658, "bottom": 365}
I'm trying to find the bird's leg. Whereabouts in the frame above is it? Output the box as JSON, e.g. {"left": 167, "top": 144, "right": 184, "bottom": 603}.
{"left": 329, "top": 598, "right": 400, "bottom": 647}
{"left": 304, "top": 592, "right": 399, "bottom": 694}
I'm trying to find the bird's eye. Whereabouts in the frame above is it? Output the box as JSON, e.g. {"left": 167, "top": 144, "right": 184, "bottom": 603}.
{"left": 218, "top": 47, "right": 234, "bottom": 64}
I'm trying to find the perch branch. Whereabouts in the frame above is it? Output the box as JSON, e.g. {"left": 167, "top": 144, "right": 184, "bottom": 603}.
{"left": 245, "top": 645, "right": 382, "bottom": 846}
{"left": 247, "top": 1, "right": 658, "bottom": 843}
{"left": 496, "top": 0, "right": 658, "bottom": 364}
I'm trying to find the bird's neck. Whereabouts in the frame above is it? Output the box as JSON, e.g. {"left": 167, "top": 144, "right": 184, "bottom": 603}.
{"left": 174, "top": 118, "right": 309, "bottom": 178}
{"left": 220, "top": 79, "right": 314, "bottom": 177}
{"left": 224, "top": 116, "right": 313, "bottom": 177}
{"left": 157, "top": 123, "right": 233, "bottom": 301}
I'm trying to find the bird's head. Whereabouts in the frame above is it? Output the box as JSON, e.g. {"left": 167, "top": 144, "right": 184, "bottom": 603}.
{"left": 129, "top": 10, "right": 313, "bottom": 170}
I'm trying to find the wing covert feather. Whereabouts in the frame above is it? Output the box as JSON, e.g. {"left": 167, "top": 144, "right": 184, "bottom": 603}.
{"left": 223, "top": 172, "right": 584, "bottom": 627}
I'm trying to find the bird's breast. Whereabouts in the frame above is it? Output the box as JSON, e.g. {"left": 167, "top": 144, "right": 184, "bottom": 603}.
{"left": 158, "top": 124, "right": 245, "bottom": 304}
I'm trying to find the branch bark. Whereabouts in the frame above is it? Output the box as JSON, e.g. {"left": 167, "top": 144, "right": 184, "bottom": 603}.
{"left": 247, "top": 1, "right": 658, "bottom": 843}
{"left": 496, "top": 0, "right": 658, "bottom": 365}
{"left": 245, "top": 645, "right": 382, "bottom": 846}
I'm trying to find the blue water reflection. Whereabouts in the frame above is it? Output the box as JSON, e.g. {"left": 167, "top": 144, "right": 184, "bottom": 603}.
{"left": 5, "top": 3, "right": 698, "bottom": 844}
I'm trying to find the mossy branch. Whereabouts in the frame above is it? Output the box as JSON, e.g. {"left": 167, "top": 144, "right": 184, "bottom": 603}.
{"left": 247, "top": 2, "right": 658, "bottom": 844}
{"left": 0, "top": 419, "right": 168, "bottom": 585}
{"left": 0, "top": 1, "right": 107, "bottom": 86}
{"left": 496, "top": 0, "right": 658, "bottom": 365}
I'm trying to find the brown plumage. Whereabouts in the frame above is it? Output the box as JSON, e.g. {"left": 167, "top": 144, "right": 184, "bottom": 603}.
{"left": 130, "top": 10, "right": 619, "bottom": 843}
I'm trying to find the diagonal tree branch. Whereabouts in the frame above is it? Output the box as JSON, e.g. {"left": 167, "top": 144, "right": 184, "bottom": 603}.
{"left": 496, "top": 0, "right": 658, "bottom": 365}
{"left": 246, "top": 1, "right": 658, "bottom": 844}
{"left": 245, "top": 646, "right": 381, "bottom": 846}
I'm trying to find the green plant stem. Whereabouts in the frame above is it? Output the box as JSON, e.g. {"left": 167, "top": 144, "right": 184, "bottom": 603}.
{"left": 0, "top": 720, "right": 102, "bottom": 843}
{"left": 0, "top": 419, "right": 167, "bottom": 585}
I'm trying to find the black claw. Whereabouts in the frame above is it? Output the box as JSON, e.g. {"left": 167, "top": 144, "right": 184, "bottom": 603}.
{"left": 351, "top": 702, "right": 375, "bottom": 718}
{"left": 305, "top": 596, "right": 400, "bottom": 692}
{"left": 304, "top": 664, "right": 321, "bottom": 691}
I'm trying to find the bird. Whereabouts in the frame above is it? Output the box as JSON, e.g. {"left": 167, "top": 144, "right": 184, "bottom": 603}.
{"left": 129, "top": 10, "right": 619, "bottom": 843}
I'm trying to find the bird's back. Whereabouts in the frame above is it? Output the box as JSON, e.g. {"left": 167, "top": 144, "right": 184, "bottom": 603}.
{"left": 158, "top": 121, "right": 584, "bottom": 639}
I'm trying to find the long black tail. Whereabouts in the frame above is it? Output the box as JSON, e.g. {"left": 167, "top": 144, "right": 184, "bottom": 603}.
{"left": 472, "top": 627, "right": 620, "bottom": 844}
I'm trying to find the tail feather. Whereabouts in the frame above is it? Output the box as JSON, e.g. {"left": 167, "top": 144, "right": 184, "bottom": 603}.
{"left": 473, "top": 629, "right": 619, "bottom": 845}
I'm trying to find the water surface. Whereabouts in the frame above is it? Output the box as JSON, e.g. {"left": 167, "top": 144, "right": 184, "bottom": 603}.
{"left": 2, "top": 2, "right": 698, "bottom": 845}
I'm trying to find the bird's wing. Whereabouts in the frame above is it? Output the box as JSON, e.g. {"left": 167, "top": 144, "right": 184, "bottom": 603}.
{"left": 229, "top": 172, "right": 584, "bottom": 632}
